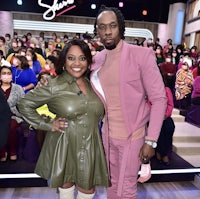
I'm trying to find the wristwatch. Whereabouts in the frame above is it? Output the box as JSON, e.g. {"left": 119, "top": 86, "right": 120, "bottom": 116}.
{"left": 145, "top": 140, "right": 157, "bottom": 148}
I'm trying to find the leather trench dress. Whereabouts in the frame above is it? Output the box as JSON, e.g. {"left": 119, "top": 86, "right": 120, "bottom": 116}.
{"left": 17, "top": 72, "right": 110, "bottom": 190}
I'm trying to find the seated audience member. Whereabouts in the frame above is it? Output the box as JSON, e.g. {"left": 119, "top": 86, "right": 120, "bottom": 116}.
{"left": 21, "top": 35, "right": 28, "bottom": 47}
{"left": 52, "top": 49, "right": 61, "bottom": 58}
{"left": 190, "top": 46, "right": 198, "bottom": 63}
{"left": 40, "top": 55, "right": 57, "bottom": 77}
{"left": 7, "top": 39, "right": 20, "bottom": 57}
{"left": 156, "top": 76, "right": 175, "bottom": 166}
{"left": 26, "top": 32, "right": 32, "bottom": 47}
{"left": 38, "top": 32, "right": 47, "bottom": 58}
{"left": 0, "top": 50, "right": 11, "bottom": 67}
{"left": 191, "top": 76, "right": 200, "bottom": 105}
{"left": 171, "top": 49, "right": 179, "bottom": 66}
{"left": 175, "top": 61, "right": 194, "bottom": 109}
{"left": 155, "top": 45, "right": 165, "bottom": 66}
{"left": 18, "top": 46, "right": 27, "bottom": 56}
{"left": 192, "top": 60, "right": 200, "bottom": 79}
{"left": 0, "top": 89, "right": 11, "bottom": 148}
{"left": 163, "top": 38, "right": 173, "bottom": 57}
{"left": 0, "top": 66, "right": 24, "bottom": 161}
{"left": 159, "top": 54, "right": 176, "bottom": 95}
{"left": 26, "top": 48, "right": 42, "bottom": 77}
{"left": 28, "top": 38, "right": 46, "bottom": 67}
{"left": 17, "top": 38, "right": 25, "bottom": 49}
{"left": 0, "top": 36, "right": 7, "bottom": 58}
{"left": 55, "top": 36, "right": 64, "bottom": 49}
{"left": 45, "top": 39, "right": 55, "bottom": 57}
{"left": 63, "top": 34, "right": 69, "bottom": 44}
{"left": 177, "top": 51, "right": 193, "bottom": 71}
{"left": 185, "top": 76, "right": 200, "bottom": 126}
{"left": 13, "top": 32, "right": 18, "bottom": 40}
{"left": 29, "top": 37, "right": 43, "bottom": 57}
{"left": 175, "top": 44, "right": 184, "bottom": 62}
{"left": 5, "top": 33, "right": 12, "bottom": 55}
{"left": 11, "top": 55, "right": 37, "bottom": 93}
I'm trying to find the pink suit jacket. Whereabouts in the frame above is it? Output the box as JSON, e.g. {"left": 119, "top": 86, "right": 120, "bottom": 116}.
{"left": 91, "top": 40, "right": 167, "bottom": 142}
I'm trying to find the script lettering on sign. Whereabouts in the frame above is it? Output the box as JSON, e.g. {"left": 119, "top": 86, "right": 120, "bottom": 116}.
{"left": 38, "top": 0, "right": 75, "bottom": 20}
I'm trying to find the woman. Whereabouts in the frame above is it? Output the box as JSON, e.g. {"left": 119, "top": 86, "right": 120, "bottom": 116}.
{"left": 17, "top": 39, "right": 110, "bottom": 199}
{"left": 156, "top": 76, "right": 175, "bottom": 166}
{"left": 0, "top": 66, "right": 24, "bottom": 161}
{"left": 40, "top": 55, "right": 57, "bottom": 77}
{"left": 26, "top": 47, "right": 42, "bottom": 77}
{"left": 175, "top": 61, "right": 194, "bottom": 109}
{"left": 155, "top": 45, "right": 165, "bottom": 66}
{"left": 11, "top": 55, "right": 37, "bottom": 93}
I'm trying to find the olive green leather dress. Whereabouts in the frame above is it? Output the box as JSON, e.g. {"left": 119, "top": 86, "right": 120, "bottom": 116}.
{"left": 17, "top": 72, "right": 110, "bottom": 190}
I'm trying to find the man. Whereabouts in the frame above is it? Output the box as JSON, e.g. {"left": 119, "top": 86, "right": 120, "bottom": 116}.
{"left": 90, "top": 5, "right": 167, "bottom": 199}
{"left": 0, "top": 90, "right": 11, "bottom": 148}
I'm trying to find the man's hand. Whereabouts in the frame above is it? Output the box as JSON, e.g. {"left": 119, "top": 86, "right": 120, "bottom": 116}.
{"left": 139, "top": 143, "right": 155, "bottom": 163}
{"left": 51, "top": 117, "right": 68, "bottom": 133}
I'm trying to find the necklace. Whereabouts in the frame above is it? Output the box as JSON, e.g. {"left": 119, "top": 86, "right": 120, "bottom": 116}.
{"left": 14, "top": 69, "right": 23, "bottom": 83}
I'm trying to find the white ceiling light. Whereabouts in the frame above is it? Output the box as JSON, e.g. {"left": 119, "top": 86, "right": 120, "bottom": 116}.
{"left": 91, "top": 4, "right": 96, "bottom": 10}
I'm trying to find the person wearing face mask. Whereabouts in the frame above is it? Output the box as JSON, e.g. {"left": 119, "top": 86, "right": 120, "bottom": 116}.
{"left": 0, "top": 66, "right": 24, "bottom": 161}
{"left": 175, "top": 61, "right": 194, "bottom": 109}
{"left": 11, "top": 55, "right": 37, "bottom": 93}
{"left": 40, "top": 55, "right": 58, "bottom": 77}
{"left": 159, "top": 54, "right": 176, "bottom": 95}
{"left": 26, "top": 48, "right": 42, "bottom": 77}
{"left": 155, "top": 46, "right": 165, "bottom": 66}
{"left": 171, "top": 49, "right": 179, "bottom": 66}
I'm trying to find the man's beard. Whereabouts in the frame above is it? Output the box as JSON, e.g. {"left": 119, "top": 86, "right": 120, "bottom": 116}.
{"left": 104, "top": 44, "right": 116, "bottom": 50}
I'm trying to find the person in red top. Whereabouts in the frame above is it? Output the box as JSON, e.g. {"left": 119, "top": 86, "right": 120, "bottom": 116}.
{"left": 159, "top": 54, "right": 176, "bottom": 95}
{"left": 40, "top": 55, "right": 58, "bottom": 77}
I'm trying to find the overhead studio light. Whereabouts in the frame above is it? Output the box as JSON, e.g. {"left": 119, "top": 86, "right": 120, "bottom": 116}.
{"left": 17, "top": 0, "right": 23, "bottom": 6}
{"left": 91, "top": 4, "right": 96, "bottom": 10}
{"left": 119, "top": 2, "right": 124, "bottom": 8}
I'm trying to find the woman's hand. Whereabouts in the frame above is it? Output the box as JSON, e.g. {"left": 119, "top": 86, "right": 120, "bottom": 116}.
{"left": 51, "top": 117, "right": 68, "bottom": 133}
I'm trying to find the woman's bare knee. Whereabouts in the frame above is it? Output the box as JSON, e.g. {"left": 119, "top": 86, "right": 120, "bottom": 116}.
{"left": 61, "top": 182, "right": 75, "bottom": 188}
{"left": 77, "top": 186, "right": 95, "bottom": 194}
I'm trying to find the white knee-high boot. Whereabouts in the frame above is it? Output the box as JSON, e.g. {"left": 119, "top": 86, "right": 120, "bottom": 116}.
{"left": 76, "top": 191, "right": 95, "bottom": 199}
{"left": 58, "top": 185, "right": 75, "bottom": 199}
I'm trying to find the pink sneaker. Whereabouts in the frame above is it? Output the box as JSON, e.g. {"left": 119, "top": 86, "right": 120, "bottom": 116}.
{"left": 137, "top": 163, "right": 151, "bottom": 183}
